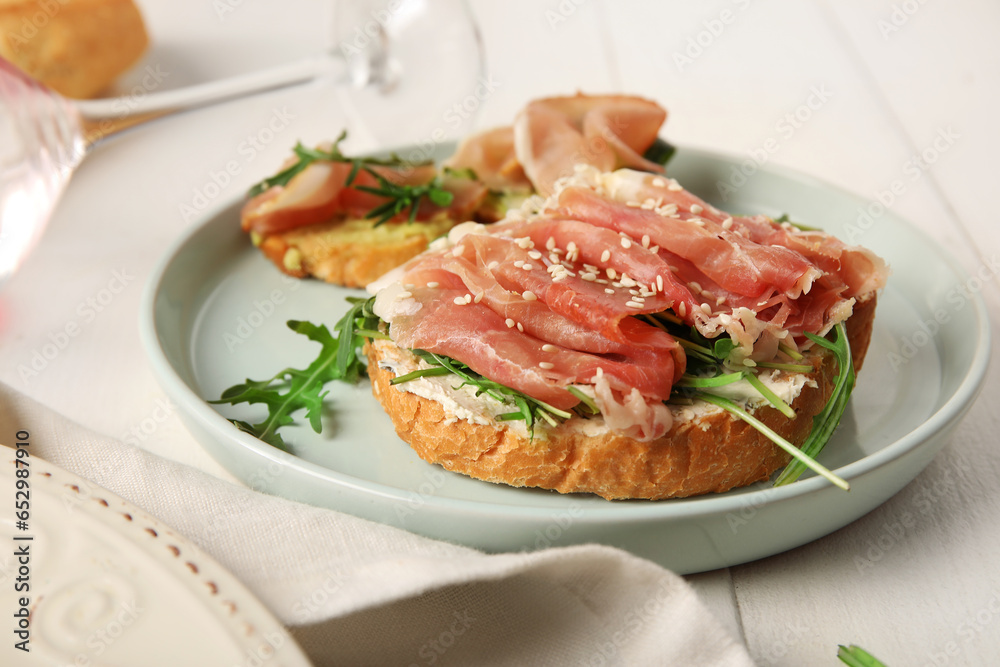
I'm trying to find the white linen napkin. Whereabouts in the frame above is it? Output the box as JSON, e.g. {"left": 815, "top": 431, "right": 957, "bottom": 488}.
{"left": 0, "top": 382, "right": 755, "bottom": 666}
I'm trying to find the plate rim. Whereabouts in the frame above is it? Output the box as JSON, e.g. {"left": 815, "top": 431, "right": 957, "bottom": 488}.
{"left": 2, "top": 446, "right": 313, "bottom": 665}
{"left": 139, "top": 145, "right": 992, "bottom": 524}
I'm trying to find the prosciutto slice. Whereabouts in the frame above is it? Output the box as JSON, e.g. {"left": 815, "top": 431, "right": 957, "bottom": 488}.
{"left": 372, "top": 159, "right": 887, "bottom": 438}
{"left": 380, "top": 270, "right": 681, "bottom": 411}
{"left": 594, "top": 169, "right": 888, "bottom": 298}
{"left": 241, "top": 160, "right": 488, "bottom": 235}
{"left": 446, "top": 93, "right": 668, "bottom": 197}
{"left": 443, "top": 126, "right": 531, "bottom": 191}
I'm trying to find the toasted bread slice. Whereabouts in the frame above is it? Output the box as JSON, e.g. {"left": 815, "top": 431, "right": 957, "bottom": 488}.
{"left": 254, "top": 215, "right": 458, "bottom": 289}
{"left": 365, "top": 296, "right": 876, "bottom": 500}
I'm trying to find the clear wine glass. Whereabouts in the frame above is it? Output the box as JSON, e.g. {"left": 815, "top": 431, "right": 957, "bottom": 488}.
{"left": 0, "top": 0, "right": 485, "bottom": 287}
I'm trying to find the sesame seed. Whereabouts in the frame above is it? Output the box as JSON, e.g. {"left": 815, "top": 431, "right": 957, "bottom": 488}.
{"left": 700, "top": 303, "right": 712, "bottom": 315}
{"left": 678, "top": 302, "right": 687, "bottom": 317}
{"left": 516, "top": 237, "right": 534, "bottom": 249}
{"left": 600, "top": 249, "right": 611, "bottom": 263}
{"left": 505, "top": 318, "right": 516, "bottom": 328}
{"left": 452, "top": 245, "right": 465, "bottom": 257}
{"left": 522, "top": 263, "right": 533, "bottom": 271}
{"left": 403, "top": 283, "right": 415, "bottom": 290}
{"left": 641, "top": 234, "right": 650, "bottom": 248}
{"left": 474, "top": 292, "right": 484, "bottom": 303}
{"left": 668, "top": 180, "right": 683, "bottom": 191}
{"left": 649, "top": 245, "right": 660, "bottom": 254}
{"left": 620, "top": 274, "right": 637, "bottom": 287}
{"left": 522, "top": 290, "right": 538, "bottom": 301}
{"left": 396, "top": 290, "right": 413, "bottom": 300}
{"left": 652, "top": 177, "right": 667, "bottom": 188}
{"left": 689, "top": 282, "right": 702, "bottom": 293}
{"left": 722, "top": 218, "right": 734, "bottom": 230}
{"left": 528, "top": 250, "right": 542, "bottom": 260}
{"left": 607, "top": 268, "right": 617, "bottom": 280}
{"left": 621, "top": 237, "right": 632, "bottom": 249}
{"left": 464, "top": 294, "right": 473, "bottom": 303}
{"left": 454, "top": 297, "right": 467, "bottom": 305}
{"left": 542, "top": 344, "right": 556, "bottom": 352}
{"left": 546, "top": 237, "right": 556, "bottom": 250}
{"left": 426, "top": 281, "right": 439, "bottom": 288}
{"left": 517, "top": 322, "right": 524, "bottom": 332}
{"left": 539, "top": 361, "right": 555, "bottom": 370}
{"left": 716, "top": 296, "right": 726, "bottom": 305}
{"left": 549, "top": 253, "right": 561, "bottom": 264}
{"left": 581, "top": 272, "right": 597, "bottom": 282}
{"left": 567, "top": 241, "right": 578, "bottom": 253}
{"left": 514, "top": 260, "right": 524, "bottom": 268}
{"left": 690, "top": 204, "right": 703, "bottom": 215}
{"left": 596, "top": 278, "right": 609, "bottom": 285}
{"left": 626, "top": 300, "right": 643, "bottom": 308}
{"left": 656, "top": 275, "right": 664, "bottom": 292}
{"left": 488, "top": 260, "right": 499, "bottom": 270}
{"left": 605, "top": 288, "right": 615, "bottom": 294}
{"left": 595, "top": 367, "right": 604, "bottom": 378}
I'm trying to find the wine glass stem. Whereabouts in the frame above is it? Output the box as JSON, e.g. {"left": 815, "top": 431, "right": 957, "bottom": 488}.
{"left": 80, "top": 53, "right": 350, "bottom": 147}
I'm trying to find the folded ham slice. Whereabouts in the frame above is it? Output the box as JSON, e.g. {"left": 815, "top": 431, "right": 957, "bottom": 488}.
{"left": 242, "top": 160, "right": 487, "bottom": 235}
{"left": 447, "top": 92, "right": 667, "bottom": 197}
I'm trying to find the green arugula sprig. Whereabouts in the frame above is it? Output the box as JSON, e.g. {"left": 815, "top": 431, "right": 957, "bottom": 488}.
{"left": 657, "top": 313, "right": 851, "bottom": 490}
{"left": 643, "top": 137, "right": 677, "bottom": 167}
{"left": 395, "top": 350, "right": 575, "bottom": 433}
{"left": 210, "top": 319, "right": 366, "bottom": 450}
{"left": 212, "top": 297, "right": 379, "bottom": 450}
{"left": 773, "top": 322, "right": 855, "bottom": 486}
{"left": 838, "top": 644, "right": 888, "bottom": 667}
{"left": 246, "top": 130, "right": 454, "bottom": 226}
{"left": 355, "top": 172, "right": 454, "bottom": 226}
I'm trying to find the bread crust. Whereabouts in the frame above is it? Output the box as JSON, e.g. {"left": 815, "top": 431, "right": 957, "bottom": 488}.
{"left": 366, "top": 295, "right": 878, "bottom": 500}
{"left": 255, "top": 216, "right": 457, "bottom": 288}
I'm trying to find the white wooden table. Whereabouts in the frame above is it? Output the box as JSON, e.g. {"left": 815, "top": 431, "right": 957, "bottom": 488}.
{"left": 3, "top": 0, "right": 998, "bottom": 664}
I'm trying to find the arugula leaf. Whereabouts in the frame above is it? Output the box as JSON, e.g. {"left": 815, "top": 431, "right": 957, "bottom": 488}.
{"left": 837, "top": 644, "right": 888, "bottom": 667}
{"left": 211, "top": 319, "right": 364, "bottom": 450}
{"left": 212, "top": 297, "right": 381, "bottom": 449}
{"left": 773, "top": 322, "right": 854, "bottom": 486}
{"left": 695, "top": 391, "right": 849, "bottom": 491}
{"left": 398, "top": 349, "right": 576, "bottom": 435}
{"left": 246, "top": 130, "right": 443, "bottom": 225}
{"left": 643, "top": 137, "right": 677, "bottom": 167}
{"left": 355, "top": 170, "right": 454, "bottom": 226}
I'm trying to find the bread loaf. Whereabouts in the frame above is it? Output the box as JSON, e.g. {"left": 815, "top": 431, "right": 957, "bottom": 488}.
{"left": 0, "top": 0, "right": 148, "bottom": 98}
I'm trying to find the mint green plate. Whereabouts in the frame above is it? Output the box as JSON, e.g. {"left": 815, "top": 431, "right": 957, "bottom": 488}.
{"left": 139, "top": 147, "right": 990, "bottom": 574}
